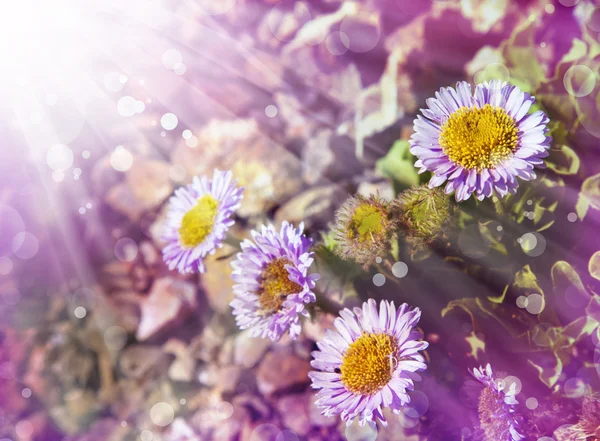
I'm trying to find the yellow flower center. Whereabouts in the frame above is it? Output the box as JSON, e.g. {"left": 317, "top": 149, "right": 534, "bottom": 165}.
{"left": 340, "top": 333, "right": 398, "bottom": 395}
{"left": 439, "top": 104, "right": 519, "bottom": 171}
{"left": 179, "top": 195, "right": 219, "bottom": 248}
{"left": 347, "top": 203, "right": 385, "bottom": 243}
{"left": 258, "top": 258, "right": 303, "bottom": 314}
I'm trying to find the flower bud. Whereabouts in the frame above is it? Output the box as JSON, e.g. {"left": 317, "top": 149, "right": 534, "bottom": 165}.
{"left": 332, "top": 194, "right": 396, "bottom": 267}
{"left": 394, "top": 186, "right": 455, "bottom": 252}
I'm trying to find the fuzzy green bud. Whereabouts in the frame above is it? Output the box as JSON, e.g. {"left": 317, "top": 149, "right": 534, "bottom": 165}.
{"left": 393, "top": 186, "right": 455, "bottom": 252}
{"left": 332, "top": 194, "right": 396, "bottom": 267}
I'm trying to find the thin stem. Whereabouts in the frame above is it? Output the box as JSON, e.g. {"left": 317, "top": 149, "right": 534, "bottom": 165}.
{"left": 376, "top": 261, "right": 402, "bottom": 288}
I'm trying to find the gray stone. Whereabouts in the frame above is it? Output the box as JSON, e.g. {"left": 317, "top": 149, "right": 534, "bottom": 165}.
{"left": 136, "top": 278, "right": 197, "bottom": 341}
{"left": 233, "top": 329, "right": 271, "bottom": 369}
{"left": 256, "top": 350, "right": 310, "bottom": 396}
{"left": 276, "top": 394, "right": 311, "bottom": 436}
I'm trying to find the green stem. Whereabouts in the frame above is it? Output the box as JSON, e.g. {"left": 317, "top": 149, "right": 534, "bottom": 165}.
{"left": 492, "top": 196, "right": 507, "bottom": 217}
{"left": 376, "top": 261, "right": 403, "bottom": 288}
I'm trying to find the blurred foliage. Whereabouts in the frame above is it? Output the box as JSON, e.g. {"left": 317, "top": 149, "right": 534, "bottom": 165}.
{"left": 376, "top": 140, "right": 422, "bottom": 191}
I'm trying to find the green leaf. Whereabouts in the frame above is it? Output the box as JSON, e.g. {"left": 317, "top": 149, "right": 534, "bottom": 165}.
{"left": 558, "top": 38, "right": 589, "bottom": 67}
{"left": 500, "top": 21, "right": 546, "bottom": 92}
{"left": 588, "top": 295, "right": 600, "bottom": 322}
{"left": 475, "top": 62, "right": 511, "bottom": 84}
{"left": 589, "top": 251, "right": 600, "bottom": 281}
{"left": 488, "top": 285, "right": 509, "bottom": 304}
{"left": 576, "top": 172, "right": 600, "bottom": 221}
{"left": 551, "top": 260, "right": 589, "bottom": 299}
{"left": 533, "top": 200, "right": 559, "bottom": 232}
{"left": 562, "top": 315, "right": 599, "bottom": 345}
{"left": 540, "top": 37, "right": 600, "bottom": 140}
{"left": 546, "top": 145, "right": 580, "bottom": 176}
{"left": 478, "top": 220, "right": 508, "bottom": 257}
{"left": 547, "top": 120, "right": 569, "bottom": 146}
{"left": 528, "top": 355, "right": 562, "bottom": 388}
{"left": 576, "top": 194, "right": 590, "bottom": 220}
{"left": 535, "top": 40, "right": 589, "bottom": 127}
{"left": 376, "top": 140, "right": 420, "bottom": 189}
{"left": 513, "top": 265, "right": 544, "bottom": 296}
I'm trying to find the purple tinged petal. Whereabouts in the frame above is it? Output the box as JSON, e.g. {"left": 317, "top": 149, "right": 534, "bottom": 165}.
{"left": 429, "top": 173, "right": 448, "bottom": 188}
{"left": 456, "top": 81, "right": 473, "bottom": 107}
{"left": 519, "top": 110, "right": 547, "bottom": 131}
{"left": 505, "top": 87, "right": 523, "bottom": 117}
{"left": 514, "top": 96, "right": 533, "bottom": 121}
{"left": 520, "top": 130, "right": 547, "bottom": 145}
